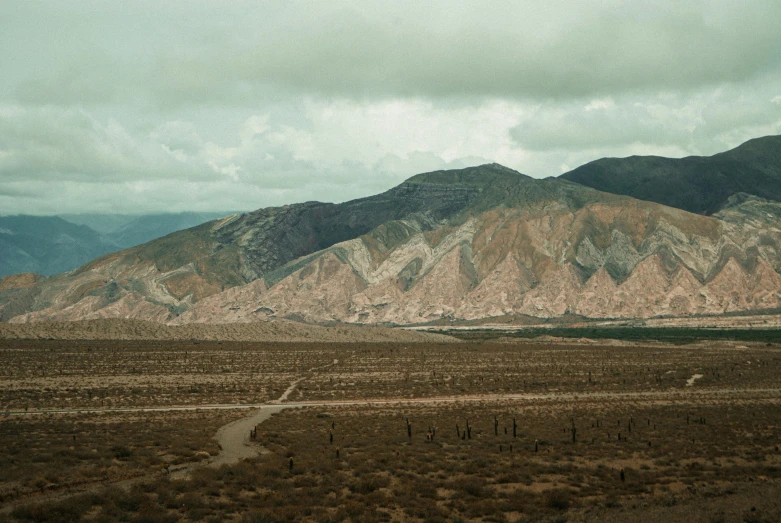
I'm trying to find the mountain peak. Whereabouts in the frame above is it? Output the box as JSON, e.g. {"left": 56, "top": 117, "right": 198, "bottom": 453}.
{"left": 405, "top": 163, "right": 530, "bottom": 187}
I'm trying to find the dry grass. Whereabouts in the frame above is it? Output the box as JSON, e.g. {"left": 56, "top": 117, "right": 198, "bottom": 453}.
{"left": 0, "top": 410, "right": 240, "bottom": 505}
{"left": 234, "top": 398, "right": 781, "bottom": 521}
{"left": 12, "top": 396, "right": 781, "bottom": 522}
{"left": 0, "top": 319, "right": 454, "bottom": 343}
{"left": 0, "top": 340, "right": 331, "bottom": 410}
{"left": 2, "top": 338, "right": 781, "bottom": 522}
{"left": 289, "top": 342, "right": 781, "bottom": 401}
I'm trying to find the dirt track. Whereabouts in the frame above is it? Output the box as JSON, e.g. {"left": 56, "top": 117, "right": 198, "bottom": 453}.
{"left": 5, "top": 386, "right": 781, "bottom": 418}
{"left": 4, "top": 379, "right": 781, "bottom": 513}
{"left": 0, "top": 365, "right": 330, "bottom": 512}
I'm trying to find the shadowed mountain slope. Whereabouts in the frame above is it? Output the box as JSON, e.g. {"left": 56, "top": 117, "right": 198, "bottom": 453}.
{"left": 63, "top": 212, "right": 237, "bottom": 249}
{"left": 559, "top": 135, "right": 781, "bottom": 215}
{"left": 0, "top": 216, "right": 118, "bottom": 278}
{"left": 0, "top": 212, "right": 240, "bottom": 279}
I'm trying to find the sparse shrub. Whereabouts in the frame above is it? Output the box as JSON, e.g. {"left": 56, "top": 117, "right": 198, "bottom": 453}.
{"left": 545, "top": 488, "right": 571, "bottom": 510}
{"left": 111, "top": 445, "right": 132, "bottom": 459}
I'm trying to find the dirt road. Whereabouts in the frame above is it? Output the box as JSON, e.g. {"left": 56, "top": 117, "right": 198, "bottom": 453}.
{"left": 0, "top": 365, "right": 333, "bottom": 512}
{"left": 4, "top": 383, "right": 781, "bottom": 513}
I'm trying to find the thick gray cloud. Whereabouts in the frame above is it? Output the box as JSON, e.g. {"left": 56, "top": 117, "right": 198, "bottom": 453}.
{"left": 1, "top": 1, "right": 780, "bottom": 214}
{"left": 510, "top": 80, "right": 781, "bottom": 154}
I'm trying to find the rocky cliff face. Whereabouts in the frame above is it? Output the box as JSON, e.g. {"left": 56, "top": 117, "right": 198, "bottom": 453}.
{"left": 3, "top": 162, "right": 781, "bottom": 326}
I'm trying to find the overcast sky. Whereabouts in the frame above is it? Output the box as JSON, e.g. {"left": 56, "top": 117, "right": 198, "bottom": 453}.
{"left": 2, "top": 1, "right": 781, "bottom": 215}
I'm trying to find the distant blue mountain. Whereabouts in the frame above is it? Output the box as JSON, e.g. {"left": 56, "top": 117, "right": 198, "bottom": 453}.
{"left": 0, "top": 212, "right": 237, "bottom": 278}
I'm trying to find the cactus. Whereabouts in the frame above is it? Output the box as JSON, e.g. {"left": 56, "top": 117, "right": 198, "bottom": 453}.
{"left": 620, "top": 467, "right": 625, "bottom": 482}
{"left": 534, "top": 439, "right": 539, "bottom": 452}
{"left": 513, "top": 417, "right": 517, "bottom": 438}
{"left": 495, "top": 416, "right": 498, "bottom": 436}
{"left": 456, "top": 424, "right": 460, "bottom": 438}
{"left": 289, "top": 457, "right": 294, "bottom": 472}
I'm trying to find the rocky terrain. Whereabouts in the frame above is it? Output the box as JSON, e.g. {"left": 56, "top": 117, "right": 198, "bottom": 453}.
{"left": 174, "top": 188, "right": 781, "bottom": 325}
{"left": 0, "top": 164, "right": 518, "bottom": 323}
{"left": 2, "top": 137, "right": 781, "bottom": 327}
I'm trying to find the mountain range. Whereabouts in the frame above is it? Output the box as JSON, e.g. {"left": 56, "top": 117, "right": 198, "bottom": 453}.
{"left": 2, "top": 135, "right": 781, "bottom": 326}
{"left": 0, "top": 212, "right": 236, "bottom": 278}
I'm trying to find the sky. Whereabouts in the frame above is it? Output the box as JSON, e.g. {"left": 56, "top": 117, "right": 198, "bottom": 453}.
{"left": 1, "top": 0, "right": 781, "bottom": 215}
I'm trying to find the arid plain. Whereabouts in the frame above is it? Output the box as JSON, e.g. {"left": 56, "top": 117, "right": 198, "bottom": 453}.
{"left": 1, "top": 322, "right": 780, "bottom": 522}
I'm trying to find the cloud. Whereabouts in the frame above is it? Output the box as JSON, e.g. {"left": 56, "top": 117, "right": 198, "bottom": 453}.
{"left": 510, "top": 81, "right": 781, "bottom": 156}
{"left": 3, "top": 1, "right": 781, "bottom": 107}
{"left": 1, "top": 1, "right": 780, "bottom": 215}
{"left": 0, "top": 101, "right": 513, "bottom": 214}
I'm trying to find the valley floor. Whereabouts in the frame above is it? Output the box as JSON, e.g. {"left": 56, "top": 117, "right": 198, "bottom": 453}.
{"left": 1, "top": 336, "right": 780, "bottom": 522}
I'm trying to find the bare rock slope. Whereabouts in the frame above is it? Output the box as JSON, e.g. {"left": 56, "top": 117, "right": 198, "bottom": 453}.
{"left": 1, "top": 164, "right": 511, "bottom": 323}
{"left": 3, "top": 148, "right": 781, "bottom": 326}
{"left": 176, "top": 189, "right": 781, "bottom": 324}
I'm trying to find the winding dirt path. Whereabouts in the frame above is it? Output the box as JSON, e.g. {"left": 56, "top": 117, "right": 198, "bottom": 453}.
{"left": 0, "top": 365, "right": 333, "bottom": 512}
{"left": 3, "top": 383, "right": 781, "bottom": 513}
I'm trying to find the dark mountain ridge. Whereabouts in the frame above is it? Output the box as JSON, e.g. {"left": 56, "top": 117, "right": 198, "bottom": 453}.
{"left": 559, "top": 135, "right": 781, "bottom": 214}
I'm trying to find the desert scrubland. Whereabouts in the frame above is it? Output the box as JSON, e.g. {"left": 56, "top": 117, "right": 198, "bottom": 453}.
{"left": 1, "top": 324, "right": 780, "bottom": 522}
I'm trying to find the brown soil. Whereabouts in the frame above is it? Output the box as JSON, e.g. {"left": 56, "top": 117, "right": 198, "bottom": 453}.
{"left": 0, "top": 318, "right": 455, "bottom": 343}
